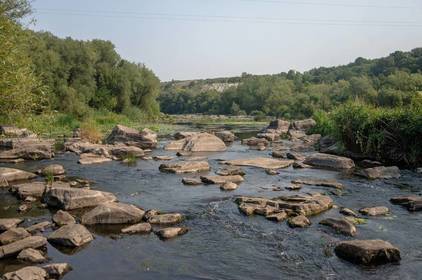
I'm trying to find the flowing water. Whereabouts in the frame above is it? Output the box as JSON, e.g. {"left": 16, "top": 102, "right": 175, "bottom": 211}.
{"left": 0, "top": 128, "right": 421, "bottom": 280}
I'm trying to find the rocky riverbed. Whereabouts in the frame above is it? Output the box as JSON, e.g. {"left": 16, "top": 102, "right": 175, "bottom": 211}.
{"left": 0, "top": 122, "right": 421, "bottom": 280}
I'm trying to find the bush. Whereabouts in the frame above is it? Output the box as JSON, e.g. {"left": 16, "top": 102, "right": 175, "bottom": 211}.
{"left": 80, "top": 119, "right": 103, "bottom": 143}
{"left": 309, "top": 110, "right": 335, "bottom": 136}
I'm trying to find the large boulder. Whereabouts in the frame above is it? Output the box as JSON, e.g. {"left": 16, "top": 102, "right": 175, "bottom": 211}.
{"left": 81, "top": 202, "right": 145, "bottom": 225}
{"left": 159, "top": 161, "right": 210, "bottom": 174}
{"left": 0, "top": 168, "right": 36, "bottom": 186}
{"left": 304, "top": 153, "right": 355, "bottom": 170}
{"left": 0, "top": 228, "right": 31, "bottom": 245}
{"left": 52, "top": 210, "right": 76, "bottom": 226}
{"left": 335, "top": 239, "right": 401, "bottom": 265}
{"left": 165, "top": 133, "right": 226, "bottom": 152}
{"left": 39, "top": 164, "right": 65, "bottom": 176}
{"left": 108, "top": 145, "right": 144, "bottom": 159}
{"left": 214, "top": 130, "right": 235, "bottom": 143}
{"left": 258, "top": 119, "right": 290, "bottom": 140}
{"left": 0, "top": 219, "right": 22, "bottom": 232}
{"left": 357, "top": 166, "right": 400, "bottom": 179}
{"left": 222, "top": 157, "right": 293, "bottom": 169}
{"left": 2, "top": 266, "right": 47, "bottom": 280}
{"left": 106, "top": 125, "right": 157, "bottom": 149}
{"left": 291, "top": 118, "right": 316, "bottom": 131}
{"left": 0, "top": 236, "right": 47, "bottom": 258}
{"left": 319, "top": 218, "right": 357, "bottom": 236}
{"left": 48, "top": 224, "right": 93, "bottom": 247}
{"left": 44, "top": 187, "right": 117, "bottom": 210}
{"left": 11, "top": 182, "right": 47, "bottom": 199}
{"left": 0, "top": 138, "right": 53, "bottom": 161}
{"left": 0, "top": 126, "right": 34, "bottom": 138}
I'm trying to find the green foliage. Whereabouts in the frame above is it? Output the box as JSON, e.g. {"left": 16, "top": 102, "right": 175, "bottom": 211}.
{"left": 309, "top": 110, "right": 334, "bottom": 136}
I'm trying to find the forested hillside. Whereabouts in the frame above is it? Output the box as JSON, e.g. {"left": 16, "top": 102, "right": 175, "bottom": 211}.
{"left": 160, "top": 49, "right": 422, "bottom": 119}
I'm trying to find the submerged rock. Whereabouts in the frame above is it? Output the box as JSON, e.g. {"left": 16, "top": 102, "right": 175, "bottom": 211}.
{"left": 106, "top": 125, "right": 157, "bottom": 149}
{"left": 222, "top": 157, "right": 293, "bottom": 169}
{"left": 147, "top": 213, "right": 183, "bottom": 225}
{"left": 291, "top": 179, "right": 344, "bottom": 189}
{"left": 17, "top": 248, "right": 46, "bottom": 263}
{"left": 0, "top": 228, "right": 31, "bottom": 245}
{"left": 155, "top": 227, "right": 188, "bottom": 240}
{"left": 121, "top": 223, "right": 152, "bottom": 234}
{"left": 48, "top": 224, "right": 93, "bottom": 247}
{"left": 39, "top": 164, "right": 65, "bottom": 176}
{"left": 359, "top": 206, "right": 390, "bottom": 216}
{"left": 165, "top": 132, "right": 226, "bottom": 152}
{"left": 288, "top": 215, "right": 311, "bottom": 228}
{"left": 78, "top": 153, "right": 112, "bottom": 165}
{"left": 201, "top": 175, "right": 244, "bottom": 184}
{"left": 357, "top": 166, "right": 400, "bottom": 179}
{"left": 0, "top": 236, "right": 47, "bottom": 258}
{"left": 0, "top": 219, "right": 23, "bottom": 232}
{"left": 43, "top": 263, "right": 73, "bottom": 279}
{"left": 2, "top": 266, "right": 47, "bottom": 280}
{"left": 220, "top": 182, "right": 238, "bottom": 191}
{"left": 52, "top": 210, "right": 76, "bottom": 226}
{"left": 81, "top": 202, "right": 145, "bottom": 225}
{"left": 214, "top": 130, "right": 235, "bottom": 142}
{"left": 304, "top": 153, "right": 355, "bottom": 170}
{"left": 0, "top": 168, "right": 36, "bottom": 186}
{"left": 44, "top": 187, "right": 117, "bottom": 210}
{"left": 159, "top": 161, "right": 210, "bottom": 174}
{"left": 319, "top": 218, "right": 357, "bottom": 236}
{"left": 335, "top": 239, "right": 401, "bottom": 265}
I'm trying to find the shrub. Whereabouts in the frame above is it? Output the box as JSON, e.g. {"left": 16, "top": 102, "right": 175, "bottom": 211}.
{"left": 80, "top": 119, "right": 103, "bottom": 143}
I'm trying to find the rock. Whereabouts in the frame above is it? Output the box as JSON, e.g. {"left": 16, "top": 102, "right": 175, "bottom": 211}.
{"left": 0, "top": 126, "right": 34, "bottom": 138}
{"left": 220, "top": 182, "right": 238, "bottom": 191}
{"left": 417, "top": 167, "right": 422, "bottom": 173}
{"left": 106, "top": 125, "right": 157, "bottom": 149}
{"left": 165, "top": 133, "right": 226, "bottom": 152}
{"left": 292, "top": 161, "right": 311, "bottom": 169}
{"left": 153, "top": 155, "right": 174, "bottom": 161}
{"left": 340, "top": 207, "right": 359, "bottom": 217}
{"left": 319, "top": 218, "right": 357, "bottom": 236}
{"left": 0, "top": 236, "right": 47, "bottom": 258}
{"left": 334, "top": 239, "right": 401, "bottom": 265}
{"left": 265, "top": 169, "right": 279, "bottom": 175}
{"left": 2, "top": 266, "right": 47, "bottom": 280}
{"left": 0, "top": 228, "right": 31, "bottom": 245}
{"left": 214, "top": 130, "right": 235, "bottom": 142}
{"left": 81, "top": 202, "right": 145, "bottom": 225}
{"left": 360, "top": 159, "right": 383, "bottom": 168}
{"left": 201, "top": 175, "right": 244, "bottom": 184}
{"left": 0, "top": 139, "right": 54, "bottom": 161}
{"left": 181, "top": 177, "right": 202, "bottom": 186}
{"left": 159, "top": 161, "right": 210, "bottom": 174}
{"left": 261, "top": 119, "right": 290, "bottom": 136}
{"left": 109, "top": 145, "right": 144, "bottom": 159}
{"left": 286, "top": 184, "right": 302, "bottom": 191}
{"left": 319, "top": 136, "right": 339, "bottom": 154}
{"left": 143, "top": 209, "right": 160, "bottom": 221}
{"left": 147, "top": 213, "right": 183, "bottom": 225}
{"left": 40, "top": 164, "right": 65, "bottom": 176}
{"left": 155, "top": 227, "right": 188, "bottom": 240}
{"left": 285, "top": 152, "right": 305, "bottom": 161}
{"left": 359, "top": 206, "right": 390, "bottom": 216}
{"left": 216, "top": 167, "right": 245, "bottom": 176}
{"left": 241, "top": 137, "right": 269, "bottom": 147}
{"left": 173, "top": 132, "right": 198, "bottom": 140}
{"left": 304, "top": 153, "right": 355, "bottom": 170}
{"left": 121, "top": 223, "right": 152, "bottom": 234}
{"left": 11, "top": 182, "right": 47, "bottom": 199}
{"left": 288, "top": 215, "right": 311, "bottom": 228}
{"left": 43, "top": 263, "right": 72, "bottom": 279}
{"left": 271, "top": 150, "right": 287, "bottom": 159}
{"left": 0, "top": 219, "right": 22, "bottom": 232}
{"left": 0, "top": 168, "right": 36, "bottom": 185}
{"left": 291, "top": 179, "right": 344, "bottom": 189}
{"left": 52, "top": 210, "right": 76, "bottom": 226}
{"left": 24, "top": 196, "right": 37, "bottom": 202}
{"left": 25, "top": 221, "right": 51, "bottom": 234}
{"left": 287, "top": 129, "right": 307, "bottom": 140}
{"left": 78, "top": 153, "right": 112, "bottom": 165}
{"left": 48, "top": 224, "right": 93, "bottom": 247}
{"left": 17, "top": 248, "right": 46, "bottom": 263}
{"left": 291, "top": 118, "right": 316, "bottom": 131}
{"left": 357, "top": 166, "right": 400, "bottom": 179}
{"left": 265, "top": 211, "right": 288, "bottom": 222}
{"left": 222, "top": 157, "right": 293, "bottom": 169}
{"left": 44, "top": 187, "right": 117, "bottom": 210}
{"left": 390, "top": 195, "right": 422, "bottom": 211}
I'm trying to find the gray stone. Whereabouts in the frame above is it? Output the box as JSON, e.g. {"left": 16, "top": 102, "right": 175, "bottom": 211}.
{"left": 48, "top": 224, "right": 93, "bottom": 247}
{"left": 121, "top": 223, "right": 152, "bottom": 234}
{"left": 165, "top": 132, "right": 226, "bottom": 152}
{"left": 106, "top": 125, "right": 157, "bottom": 149}
{"left": 0, "top": 168, "right": 36, "bottom": 185}
{"left": 201, "top": 175, "right": 244, "bottom": 184}
{"left": 0, "top": 236, "right": 47, "bottom": 258}
{"left": 40, "top": 164, "right": 65, "bottom": 176}
{"left": 340, "top": 207, "right": 359, "bottom": 217}
{"left": 25, "top": 221, "right": 51, "bottom": 234}
{"left": 0, "top": 219, "right": 22, "bottom": 232}
{"left": 222, "top": 157, "right": 293, "bottom": 169}
{"left": 181, "top": 177, "right": 202, "bottom": 186}
{"left": 78, "top": 153, "right": 112, "bottom": 165}
{"left": 214, "top": 130, "right": 235, "bottom": 142}
{"left": 357, "top": 166, "right": 400, "bottom": 179}
{"left": 11, "top": 182, "right": 47, "bottom": 199}
{"left": 220, "top": 182, "right": 238, "bottom": 191}
{"left": 0, "top": 228, "right": 30, "bottom": 245}
{"left": 359, "top": 206, "right": 390, "bottom": 216}
{"left": 2, "top": 266, "right": 47, "bottom": 280}
{"left": 52, "top": 210, "right": 76, "bottom": 226}
{"left": 215, "top": 166, "right": 245, "bottom": 176}
{"left": 155, "top": 227, "right": 188, "bottom": 240}
{"left": 43, "top": 263, "right": 72, "bottom": 279}
{"left": 81, "top": 202, "right": 145, "bottom": 225}
{"left": 147, "top": 213, "right": 183, "bottom": 225}
{"left": 291, "top": 179, "right": 343, "bottom": 189}
{"left": 319, "top": 218, "right": 357, "bottom": 236}
{"left": 17, "top": 248, "right": 46, "bottom": 263}
{"left": 159, "top": 161, "right": 210, "bottom": 174}
{"left": 288, "top": 215, "right": 311, "bottom": 228}
{"left": 304, "top": 153, "right": 355, "bottom": 170}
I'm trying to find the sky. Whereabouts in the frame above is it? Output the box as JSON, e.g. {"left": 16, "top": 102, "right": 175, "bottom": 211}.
{"left": 30, "top": 0, "right": 422, "bottom": 81}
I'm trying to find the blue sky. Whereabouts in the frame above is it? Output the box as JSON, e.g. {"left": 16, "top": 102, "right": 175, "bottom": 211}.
{"left": 31, "top": 0, "right": 422, "bottom": 81}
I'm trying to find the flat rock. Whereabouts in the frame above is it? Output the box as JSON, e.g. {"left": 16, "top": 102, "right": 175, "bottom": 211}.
{"left": 2, "top": 266, "right": 47, "bottom": 280}
{"left": 159, "top": 161, "right": 210, "bottom": 173}
{"left": 0, "top": 236, "right": 47, "bottom": 258}
{"left": 81, "top": 202, "right": 145, "bottom": 225}
{"left": 153, "top": 155, "right": 174, "bottom": 161}
{"left": 319, "top": 218, "right": 357, "bottom": 236}
{"left": 48, "top": 224, "right": 93, "bottom": 247}
{"left": 359, "top": 206, "right": 389, "bottom": 216}
{"left": 109, "top": 145, "right": 144, "bottom": 159}
{"left": 121, "top": 223, "right": 152, "bottom": 234}
{"left": 291, "top": 179, "right": 343, "bottom": 189}
{"left": 201, "top": 175, "right": 244, "bottom": 184}
{"left": 304, "top": 153, "right": 355, "bottom": 170}
{"left": 390, "top": 195, "right": 422, "bottom": 211}
{"left": 220, "top": 182, "right": 238, "bottom": 191}
{"left": 357, "top": 166, "right": 400, "bottom": 179}
{"left": 147, "top": 213, "right": 183, "bottom": 225}
{"left": 182, "top": 177, "right": 202, "bottom": 186}
{"left": 0, "top": 219, "right": 22, "bottom": 232}
{"left": 106, "top": 125, "right": 157, "bottom": 149}
{"left": 214, "top": 130, "right": 235, "bottom": 142}
{"left": 44, "top": 187, "right": 117, "bottom": 210}
{"left": 0, "top": 168, "right": 36, "bottom": 185}
{"left": 0, "top": 228, "right": 30, "bottom": 245}
{"left": 292, "top": 161, "right": 311, "bottom": 169}
{"left": 335, "top": 239, "right": 400, "bottom": 265}
{"left": 222, "top": 157, "right": 293, "bottom": 169}
{"left": 288, "top": 215, "right": 311, "bottom": 228}
{"left": 265, "top": 211, "right": 288, "bottom": 222}
{"left": 17, "top": 248, "right": 46, "bottom": 263}
{"left": 78, "top": 153, "right": 112, "bottom": 165}
{"left": 165, "top": 132, "right": 226, "bottom": 152}
{"left": 286, "top": 184, "right": 302, "bottom": 191}
{"left": 155, "top": 227, "right": 188, "bottom": 240}
{"left": 43, "top": 263, "right": 72, "bottom": 279}
{"left": 40, "top": 164, "right": 65, "bottom": 176}
{"left": 215, "top": 166, "right": 245, "bottom": 176}
{"left": 25, "top": 221, "right": 51, "bottom": 234}
{"left": 52, "top": 210, "right": 76, "bottom": 226}
{"left": 11, "top": 182, "right": 47, "bottom": 198}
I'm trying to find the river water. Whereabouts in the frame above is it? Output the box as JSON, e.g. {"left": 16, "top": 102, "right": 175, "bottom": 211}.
{"left": 0, "top": 129, "right": 421, "bottom": 280}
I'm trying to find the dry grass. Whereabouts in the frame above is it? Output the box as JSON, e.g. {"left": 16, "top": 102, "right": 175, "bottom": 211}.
{"left": 80, "top": 120, "right": 103, "bottom": 143}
